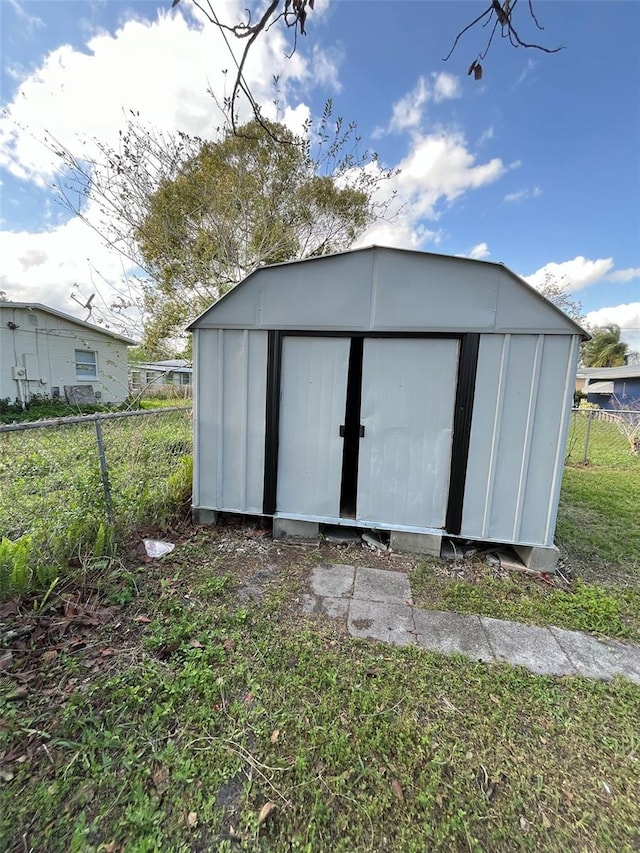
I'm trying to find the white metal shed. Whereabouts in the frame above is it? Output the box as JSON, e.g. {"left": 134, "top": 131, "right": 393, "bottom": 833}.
{"left": 188, "top": 247, "right": 587, "bottom": 569}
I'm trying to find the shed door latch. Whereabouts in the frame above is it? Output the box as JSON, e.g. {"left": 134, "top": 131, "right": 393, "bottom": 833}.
{"left": 339, "top": 425, "right": 365, "bottom": 438}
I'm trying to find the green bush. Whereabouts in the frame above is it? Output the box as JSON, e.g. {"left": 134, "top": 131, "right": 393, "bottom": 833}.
{"left": 0, "top": 395, "right": 142, "bottom": 425}
{"left": 0, "top": 535, "right": 33, "bottom": 596}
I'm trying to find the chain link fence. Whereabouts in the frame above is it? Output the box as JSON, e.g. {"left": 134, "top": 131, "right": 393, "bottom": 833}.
{"left": 0, "top": 407, "right": 192, "bottom": 594}
{"left": 565, "top": 407, "right": 640, "bottom": 466}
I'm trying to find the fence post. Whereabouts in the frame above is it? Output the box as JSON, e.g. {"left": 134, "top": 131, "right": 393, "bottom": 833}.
{"left": 94, "top": 416, "right": 114, "bottom": 526}
{"left": 583, "top": 409, "right": 593, "bottom": 464}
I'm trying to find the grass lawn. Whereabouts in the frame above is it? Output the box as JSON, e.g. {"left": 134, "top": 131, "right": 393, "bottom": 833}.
{"left": 1, "top": 416, "right": 639, "bottom": 851}
{"left": 1, "top": 528, "right": 639, "bottom": 852}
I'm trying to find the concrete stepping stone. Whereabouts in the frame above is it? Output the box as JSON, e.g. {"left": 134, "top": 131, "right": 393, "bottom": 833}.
{"left": 550, "top": 627, "right": 640, "bottom": 684}
{"left": 352, "top": 567, "right": 412, "bottom": 604}
{"left": 301, "top": 594, "right": 350, "bottom": 619}
{"left": 413, "top": 609, "right": 495, "bottom": 663}
{"left": 480, "top": 617, "right": 578, "bottom": 676}
{"left": 348, "top": 599, "right": 415, "bottom": 647}
{"left": 309, "top": 564, "right": 355, "bottom": 598}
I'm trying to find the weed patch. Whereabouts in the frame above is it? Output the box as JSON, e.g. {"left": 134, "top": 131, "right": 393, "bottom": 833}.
{"left": 411, "top": 565, "right": 640, "bottom": 642}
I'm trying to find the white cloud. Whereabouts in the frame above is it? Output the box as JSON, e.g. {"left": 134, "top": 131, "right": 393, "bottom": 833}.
{"left": 525, "top": 256, "right": 615, "bottom": 292}
{"left": 607, "top": 267, "right": 640, "bottom": 283}
{"left": 0, "top": 4, "right": 344, "bottom": 334}
{"left": 383, "top": 72, "right": 460, "bottom": 135}
{"left": 478, "top": 126, "right": 494, "bottom": 146}
{"left": 468, "top": 242, "right": 490, "bottom": 260}
{"left": 514, "top": 58, "right": 537, "bottom": 88}
{"left": 525, "top": 256, "right": 640, "bottom": 293}
{"left": 0, "top": 4, "right": 336, "bottom": 183}
{"left": 0, "top": 217, "right": 141, "bottom": 333}
{"left": 388, "top": 77, "right": 430, "bottom": 134}
{"left": 433, "top": 72, "right": 460, "bottom": 102}
{"left": 392, "top": 132, "right": 505, "bottom": 219}
{"left": 355, "top": 220, "right": 442, "bottom": 252}
{"left": 504, "top": 186, "right": 542, "bottom": 203}
{"left": 586, "top": 303, "right": 640, "bottom": 351}
{"left": 6, "top": 0, "right": 44, "bottom": 32}
{"left": 354, "top": 132, "right": 505, "bottom": 248}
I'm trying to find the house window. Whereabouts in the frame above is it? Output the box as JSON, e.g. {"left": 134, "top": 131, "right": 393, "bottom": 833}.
{"left": 75, "top": 349, "right": 98, "bottom": 379}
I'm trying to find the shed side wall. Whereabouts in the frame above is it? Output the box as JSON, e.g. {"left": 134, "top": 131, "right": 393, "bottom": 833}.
{"left": 461, "top": 333, "right": 578, "bottom": 547}
{"left": 194, "top": 329, "right": 267, "bottom": 513}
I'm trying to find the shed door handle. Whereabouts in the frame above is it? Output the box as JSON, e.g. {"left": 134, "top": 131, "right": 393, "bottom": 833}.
{"left": 339, "top": 425, "right": 365, "bottom": 437}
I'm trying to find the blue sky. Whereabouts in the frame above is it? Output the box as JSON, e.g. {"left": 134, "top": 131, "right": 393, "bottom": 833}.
{"left": 1, "top": 0, "right": 639, "bottom": 347}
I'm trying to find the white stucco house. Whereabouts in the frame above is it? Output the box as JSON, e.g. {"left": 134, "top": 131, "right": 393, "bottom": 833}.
{"left": 0, "top": 302, "right": 136, "bottom": 405}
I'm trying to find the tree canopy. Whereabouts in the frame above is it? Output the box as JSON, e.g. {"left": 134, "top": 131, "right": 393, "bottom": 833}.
{"left": 582, "top": 325, "right": 629, "bottom": 368}
{"left": 137, "top": 119, "right": 377, "bottom": 352}
{"left": 51, "top": 113, "right": 392, "bottom": 355}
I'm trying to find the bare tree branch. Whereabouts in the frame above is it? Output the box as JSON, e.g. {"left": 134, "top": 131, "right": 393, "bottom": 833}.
{"left": 443, "top": 0, "right": 563, "bottom": 79}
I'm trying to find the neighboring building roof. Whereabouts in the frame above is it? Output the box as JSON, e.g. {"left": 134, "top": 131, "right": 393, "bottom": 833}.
{"left": 131, "top": 359, "right": 192, "bottom": 373}
{"left": 0, "top": 302, "right": 137, "bottom": 345}
{"left": 577, "top": 365, "right": 640, "bottom": 380}
{"left": 187, "top": 245, "right": 590, "bottom": 339}
{"left": 586, "top": 381, "right": 615, "bottom": 394}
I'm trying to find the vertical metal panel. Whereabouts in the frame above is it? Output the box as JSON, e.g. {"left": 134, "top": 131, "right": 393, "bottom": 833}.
{"left": 194, "top": 329, "right": 221, "bottom": 509}
{"left": 194, "top": 329, "right": 267, "bottom": 513}
{"left": 357, "top": 338, "right": 459, "bottom": 528}
{"left": 262, "top": 331, "right": 282, "bottom": 515}
{"left": 460, "top": 335, "right": 509, "bottom": 538}
{"left": 219, "top": 330, "right": 268, "bottom": 513}
{"left": 514, "top": 335, "right": 567, "bottom": 544}
{"left": 511, "top": 335, "right": 543, "bottom": 540}
{"left": 244, "top": 331, "right": 268, "bottom": 512}
{"left": 216, "top": 330, "right": 225, "bottom": 507}
{"left": 371, "top": 252, "right": 499, "bottom": 331}
{"left": 445, "top": 334, "right": 480, "bottom": 535}
{"left": 488, "top": 336, "right": 541, "bottom": 541}
{"left": 192, "top": 329, "right": 201, "bottom": 507}
{"left": 276, "top": 336, "right": 350, "bottom": 517}
{"left": 462, "top": 333, "right": 577, "bottom": 547}
{"left": 220, "top": 330, "right": 245, "bottom": 510}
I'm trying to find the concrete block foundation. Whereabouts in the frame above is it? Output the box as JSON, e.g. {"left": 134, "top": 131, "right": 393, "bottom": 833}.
{"left": 273, "top": 518, "right": 319, "bottom": 541}
{"left": 390, "top": 530, "right": 442, "bottom": 557}
{"left": 192, "top": 508, "right": 219, "bottom": 526}
{"left": 513, "top": 543, "right": 559, "bottom": 573}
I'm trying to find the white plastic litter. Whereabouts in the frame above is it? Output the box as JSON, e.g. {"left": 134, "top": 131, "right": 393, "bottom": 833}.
{"left": 143, "top": 539, "right": 175, "bottom": 558}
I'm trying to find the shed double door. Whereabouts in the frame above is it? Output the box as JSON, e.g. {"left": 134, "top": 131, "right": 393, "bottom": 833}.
{"left": 276, "top": 336, "right": 460, "bottom": 529}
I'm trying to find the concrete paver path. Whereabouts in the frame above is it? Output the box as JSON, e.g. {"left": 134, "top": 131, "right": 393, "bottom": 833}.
{"left": 302, "top": 564, "right": 640, "bottom": 684}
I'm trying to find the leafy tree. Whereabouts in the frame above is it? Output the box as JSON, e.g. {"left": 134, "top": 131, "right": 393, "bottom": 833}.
{"left": 535, "top": 273, "right": 586, "bottom": 327}
{"left": 51, "top": 111, "right": 393, "bottom": 355}
{"left": 137, "top": 119, "right": 376, "bottom": 352}
{"left": 582, "top": 325, "right": 629, "bottom": 367}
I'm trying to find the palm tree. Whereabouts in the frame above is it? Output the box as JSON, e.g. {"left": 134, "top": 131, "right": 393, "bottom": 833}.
{"left": 581, "top": 324, "right": 629, "bottom": 367}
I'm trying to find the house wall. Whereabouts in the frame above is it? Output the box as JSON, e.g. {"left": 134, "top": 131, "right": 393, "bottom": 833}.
{"left": 193, "top": 328, "right": 268, "bottom": 514}
{"left": 0, "top": 305, "right": 130, "bottom": 404}
{"left": 586, "top": 378, "right": 640, "bottom": 408}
